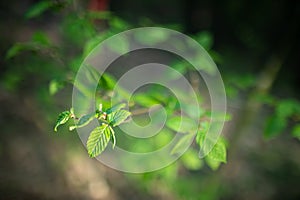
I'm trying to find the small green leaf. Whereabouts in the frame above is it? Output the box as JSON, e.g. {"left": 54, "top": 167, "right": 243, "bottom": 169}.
{"left": 132, "top": 94, "right": 159, "bottom": 108}
{"left": 207, "top": 139, "right": 227, "bottom": 163}
{"left": 87, "top": 124, "right": 111, "bottom": 157}
{"left": 70, "top": 113, "right": 95, "bottom": 130}
{"left": 292, "top": 124, "right": 300, "bottom": 140}
{"left": 196, "top": 121, "right": 209, "bottom": 146}
{"left": 101, "top": 73, "right": 117, "bottom": 89}
{"left": 205, "top": 156, "right": 221, "bottom": 171}
{"left": 166, "top": 116, "right": 197, "bottom": 133}
{"left": 54, "top": 111, "right": 71, "bottom": 132}
{"left": 194, "top": 31, "right": 214, "bottom": 50}
{"left": 106, "top": 103, "right": 126, "bottom": 114}
{"left": 181, "top": 149, "right": 203, "bottom": 170}
{"left": 49, "top": 80, "right": 64, "bottom": 95}
{"left": 108, "top": 110, "right": 131, "bottom": 127}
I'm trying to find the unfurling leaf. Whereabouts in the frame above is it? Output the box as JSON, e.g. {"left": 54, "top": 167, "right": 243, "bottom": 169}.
{"left": 69, "top": 112, "right": 95, "bottom": 131}
{"left": 108, "top": 110, "right": 131, "bottom": 127}
{"left": 54, "top": 111, "right": 71, "bottom": 132}
{"left": 106, "top": 103, "right": 126, "bottom": 114}
{"left": 87, "top": 124, "right": 111, "bottom": 157}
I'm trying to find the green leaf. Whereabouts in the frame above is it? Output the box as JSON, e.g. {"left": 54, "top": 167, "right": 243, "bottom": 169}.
{"left": 205, "top": 156, "right": 221, "bottom": 171}
{"left": 106, "top": 103, "right": 126, "bottom": 114}
{"left": 292, "top": 124, "right": 300, "bottom": 140}
{"left": 108, "top": 110, "right": 131, "bottom": 127}
{"left": 6, "top": 43, "right": 29, "bottom": 59}
{"left": 54, "top": 111, "right": 71, "bottom": 132}
{"left": 196, "top": 124, "right": 207, "bottom": 146}
{"left": 181, "top": 149, "right": 203, "bottom": 170}
{"left": 166, "top": 116, "right": 197, "bottom": 133}
{"left": 87, "top": 124, "right": 111, "bottom": 157}
{"left": 49, "top": 80, "right": 64, "bottom": 95}
{"left": 207, "top": 139, "right": 227, "bottom": 163}
{"left": 276, "top": 100, "right": 299, "bottom": 118}
{"left": 32, "top": 31, "right": 50, "bottom": 45}
{"left": 132, "top": 94, "right": 160, "bottom": 107}
{"left": 194, "top": 31, "right": 214, "bottom": 50}
{"left": 264, "top": 115, "right": 287, "bottom": 138}
{"left": 101, "top": 73, "right": 117, "bottom": 90}
{"left": 25, "top": 0, "right": 53, "bottom": 19}
{"left": 69, "top": 112, "right": 95, "bottom": 131}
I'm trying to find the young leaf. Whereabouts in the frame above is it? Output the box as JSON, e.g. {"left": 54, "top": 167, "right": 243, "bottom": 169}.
{"left": 69, "top": 112, "right": 95, "bottom": 130}
{"left": 54, "top": 111, "right": 71, "bottom": 132}
{"left": 292, "top": 124, "right": 300, "bottom": 140}
{"left": 206, "top": 139, "right": 227, "bottom": 163}
{"left": 49, "top": 79, "right": 64, "bottom": 95}
{"left": 106, "top": 103, "right": 126, "bottom": 114}
{"left": 108, "top": 110, "right": 131, "bottom": 127}
{"left": 205, "top": 156, "right": 221, "bottom": 171}
{"left": 132, "top": 94, "right": 160, "bottom": 108}
{"left": 87, "top": 124, "right": 111, "bottom": 157}
{"left": 181, "top": 149, "right": 203, "bottom": 170}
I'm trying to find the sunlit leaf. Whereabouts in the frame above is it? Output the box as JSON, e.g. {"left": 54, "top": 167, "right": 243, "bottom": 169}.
{"left": 132, "top": 94, "right": 160, "bottom": 107}
{"left": 49, "top": 80, "right": 64, "bottom": 95}
{"left": 87, "top": 124, "right": 111, "bottom": 157}
{"left": 106, "top": 103, "right": 126, "bottom": 114}
{"left": 69, "top": 112, "right": 95, "bottom": 130}
{"left": 101, "top": 73, "right": 117, "bottom": 89}
{"left": 207, "top": 139, "right": 227, "bottom": 163}
{"left": 181, "top": 149, "right": 203, "bottom": 170}
{"left": 54, "top": 111, "right": 71, "bottom": 132}
{"left": 205, "top": 156, "right": 221, "bottom": 171}
{"left": 108, "top": 110, "right": 131, "bottom": 127}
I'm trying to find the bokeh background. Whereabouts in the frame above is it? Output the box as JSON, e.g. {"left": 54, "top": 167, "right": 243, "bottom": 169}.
{"left": 1, "top": 0, "right": 300, "bottom": 199}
